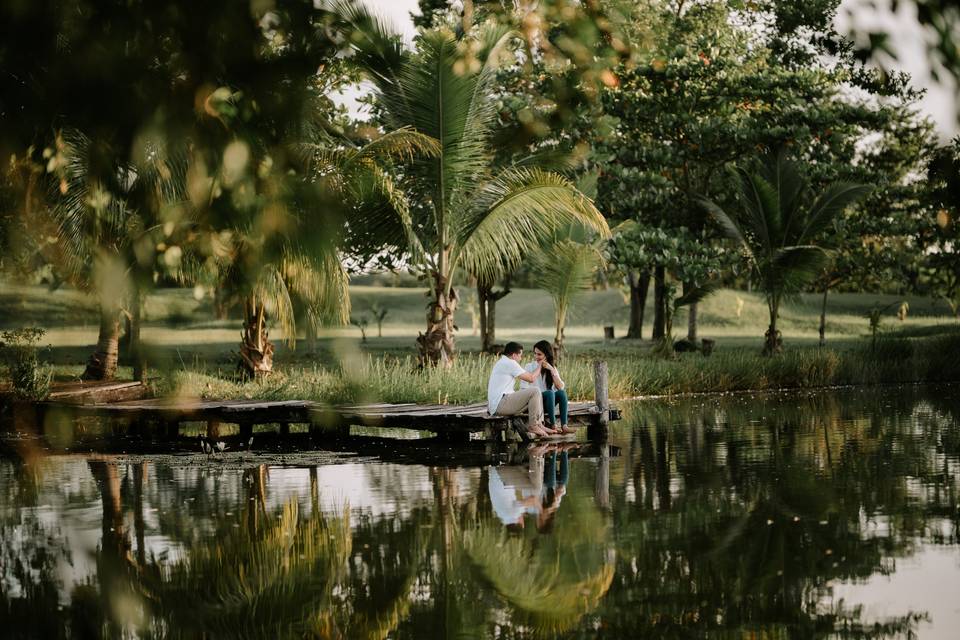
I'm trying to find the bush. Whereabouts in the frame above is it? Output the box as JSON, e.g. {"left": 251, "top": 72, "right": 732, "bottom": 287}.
{"left": 1, "top": 328, "right": 52, "bottom": 401}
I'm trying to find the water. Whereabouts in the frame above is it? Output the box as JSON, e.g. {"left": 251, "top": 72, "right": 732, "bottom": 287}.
{"left": 2, "top": 385, "right": 959, "bottom": 638}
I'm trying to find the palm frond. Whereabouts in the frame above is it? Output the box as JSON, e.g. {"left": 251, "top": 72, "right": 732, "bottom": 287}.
{"left": 454, "top": 168, "right": 609, "bottom": 283}
{"left": 766, "top": 245, "right": 830, "bottom": 293}
{"left": 696, "top": 195, "right": 751, "bottom": 256}
{"left": 674, "top": 280, "right": 720, "bottom": 309}
{"left": 253, "top": 264, "right": 297, "bottom": 347}
{"left": 761, "top": 147, "right": 806, "bottom": 240}
{"left": 801, "top": 182, "right": 873, "bottom": 243}
{"left": 533, "top": 240, "right": 604, "bottom": 325}
{"left": 328, "top": 0, "right": 407, "bottom": 87}
{"left": 351, "top": 127, "right": 441, "bottom": 165}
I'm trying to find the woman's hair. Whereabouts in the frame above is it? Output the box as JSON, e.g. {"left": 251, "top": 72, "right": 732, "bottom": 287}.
{"left": 533, "top": 340, "right": 555, "bottom": 389}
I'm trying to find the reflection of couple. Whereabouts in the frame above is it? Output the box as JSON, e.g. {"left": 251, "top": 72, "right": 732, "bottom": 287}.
{"left": 488, "top": 443, "right": 572, "bottom": 532}
{"left": 486, "top": 340, "right": 572, "bottom": 439}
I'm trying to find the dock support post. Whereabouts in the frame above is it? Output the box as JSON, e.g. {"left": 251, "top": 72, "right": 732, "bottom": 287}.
{"left": 206, "top": 420, "right": 220, "bottom": 440}
{"left": 239, "top": 421, "right": 253, "bottom": 442}
{"left": 279, "top": 422, "right": 290, "bottom": 437}
{"left": 164, "top": 419, "right": 179, "bottom": 440}
{"left": 589, "top": 360, "right": 609, "bottom": 441}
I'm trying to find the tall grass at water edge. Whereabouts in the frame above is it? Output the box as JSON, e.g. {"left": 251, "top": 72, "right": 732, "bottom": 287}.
{"left": 158, "top": 333, "right": 960, "bottom": 406}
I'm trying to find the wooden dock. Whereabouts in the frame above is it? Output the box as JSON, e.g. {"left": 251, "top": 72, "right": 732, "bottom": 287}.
{"left": 3, "top": 361, "right": 621, "bottom": 443}
{"left": 34, "top": 397, "right": 620, "bottom": 442}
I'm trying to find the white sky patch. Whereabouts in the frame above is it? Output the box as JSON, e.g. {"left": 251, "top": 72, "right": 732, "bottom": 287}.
{"left": 836, "top": 0, "right": 958, "bottom": 141}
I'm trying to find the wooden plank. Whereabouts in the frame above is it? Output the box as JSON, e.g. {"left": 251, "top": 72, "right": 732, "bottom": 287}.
{"left": 27, "top": 394, "right": 620, "bottom": 442}
{"left": 48, "top": 380, "right": 148, "bottom": 405}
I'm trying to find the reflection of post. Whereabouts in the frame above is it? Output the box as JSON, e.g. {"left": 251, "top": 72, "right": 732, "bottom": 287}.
{"left": 133, "top": 462, "right": 147, "bottom": 566}
{"left": 595, "top": 444, "right": 610, "bottom": 509}
{"left": 244, "top": 464, "right": 267, "bottom": 536}
{"left": 590, "top": 360, "right": 609, "bottom": 441}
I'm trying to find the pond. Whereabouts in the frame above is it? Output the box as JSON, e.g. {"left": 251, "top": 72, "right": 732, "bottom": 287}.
{"left": 2, "top": 385, "right": 959, "bottom": 639}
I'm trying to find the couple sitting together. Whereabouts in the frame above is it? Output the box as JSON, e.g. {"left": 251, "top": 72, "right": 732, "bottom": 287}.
{"left": 486, "top": 340, "right": 573, "bottom": 439}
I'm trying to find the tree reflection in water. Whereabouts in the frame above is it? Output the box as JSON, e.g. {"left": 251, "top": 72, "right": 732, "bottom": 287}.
{"left": 1, "top": 386, "right": 960, "bottom": 638}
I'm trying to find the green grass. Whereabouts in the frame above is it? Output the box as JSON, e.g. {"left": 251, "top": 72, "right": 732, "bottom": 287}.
{"left": 2, "top": 280, "right": 959, "bottom": 402}
{"left": 150, "top": 330, "right": 960, "bottom": 405}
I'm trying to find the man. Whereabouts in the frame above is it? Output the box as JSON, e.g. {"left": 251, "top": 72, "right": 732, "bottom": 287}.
{"left": 487, "top": 342, "right": 551, "bottom": 438}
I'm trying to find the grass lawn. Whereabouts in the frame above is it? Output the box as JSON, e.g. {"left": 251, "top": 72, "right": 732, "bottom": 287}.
{"left": 2, "top": 280, "right": 959, "bottom": 402}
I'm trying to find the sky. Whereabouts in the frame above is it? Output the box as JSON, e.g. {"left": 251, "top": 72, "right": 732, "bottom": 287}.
{"left": 350, "top": 0, "right": 957, "bottom": 141}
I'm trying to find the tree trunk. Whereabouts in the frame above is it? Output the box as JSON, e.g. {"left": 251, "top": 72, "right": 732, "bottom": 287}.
{"left": 626, "top": 270, "right": 650, "bottom": 340}
{"left": 553, "top": 318, "right": 565, "bottom": 363}
{"left": 764, "top": 298, "right": 783, "bottom": 356}
{"left": 418, "top": 271, "right": 458, "bottom": 367}
{"left": 818, "top": 287, "right": 829, "bottom": 347}
{"left": 131, "top": 282, "right": 146, "bottom": 382}
{"left": 83, "top": 301, "right": 121, "bottom": 380}
{"left": 486, "top": 296, "right": 498, "bottom": 352}
{"left": 478, "top": 283, "right": 490, "bottom": 352}
{"left": 478, "top": 278, "right": 510, "bottom": 353}
{"left": 305, "top": 320, "right": 317, "bottom": 351}
{"left": 685, "top": 280, "right": 698, "bottom": 343}
{"left": 652, "top": 265, "right": 666, "bottom": 340}
{"left": 238, "top": 298, "right": 274, "bottom": 378}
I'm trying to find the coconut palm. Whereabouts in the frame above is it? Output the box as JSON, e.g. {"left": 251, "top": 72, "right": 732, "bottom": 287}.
{"left": 697, "top": 149, "right": 871, "bottom": 355}
{"left": 342, "top": 8, "right": 610, "bottom": 366}
{"left": 533, "top": 232, "right": 605, "bottom": 359}
{"left": 47, "top": 130, "right": 188, "bottom": 380}
{"left": 211, "top": 118, "right": 438, "bottom": 378}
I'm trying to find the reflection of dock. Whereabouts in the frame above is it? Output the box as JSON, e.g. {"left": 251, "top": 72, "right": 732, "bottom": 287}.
{"left": 5, "top": 362, "right": 620, "bottom": 444}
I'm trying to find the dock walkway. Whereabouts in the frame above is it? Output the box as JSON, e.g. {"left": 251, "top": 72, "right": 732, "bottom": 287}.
{"left": 4, "top": 361, "right": 620, "bottom": 442}
{"left": 39, "top": 396, "right": 620, "bottom": 441}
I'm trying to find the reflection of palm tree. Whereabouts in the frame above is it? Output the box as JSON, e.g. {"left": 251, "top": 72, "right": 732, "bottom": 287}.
{"left": 464, "top": 460, "right": 615, "bottom": 636}
{"left": 464, "top": 519, "right": 614, "bottom": 636}
{"left": 88, "top": 461, "right": 145, "bottom": 634}
{"left": 144, "top": 464, "right": 352, "bottom": 638}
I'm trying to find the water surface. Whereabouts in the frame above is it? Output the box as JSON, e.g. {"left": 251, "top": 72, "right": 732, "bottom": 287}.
{"left": 2, "top": 385, "right": 959, "bottom": 638}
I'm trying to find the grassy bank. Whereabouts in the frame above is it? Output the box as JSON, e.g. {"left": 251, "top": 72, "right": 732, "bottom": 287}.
{"left": 154, "top": 329, "right": 960, "bottom": 405}
{"left": 3, "top": 280, "right": 959, "bottom": 403}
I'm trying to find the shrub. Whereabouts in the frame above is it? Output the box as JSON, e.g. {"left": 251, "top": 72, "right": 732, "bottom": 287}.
{"left": 1, "top": 328, "right": 52, "bottom": 401}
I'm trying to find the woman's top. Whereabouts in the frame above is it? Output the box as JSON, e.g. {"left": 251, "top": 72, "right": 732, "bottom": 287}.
{"left": 519, "top": 362, "right": 563, "bottom": 392}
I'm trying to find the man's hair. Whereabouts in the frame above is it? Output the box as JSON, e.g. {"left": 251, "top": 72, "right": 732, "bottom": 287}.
{"left": 503, "top": 341, "right": 523, "bottom": 356}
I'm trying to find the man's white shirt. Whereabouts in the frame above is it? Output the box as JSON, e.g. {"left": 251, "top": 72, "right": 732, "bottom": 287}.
{"left": 487, "top": 355, "right": 525, "bottom": 415}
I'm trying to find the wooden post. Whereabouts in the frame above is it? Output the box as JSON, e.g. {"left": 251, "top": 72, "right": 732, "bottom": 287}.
{"left": 164, "top": 419, "right": 179, "bottom": 440}
{"left": 279, "top": 422, "right": 290, "bottom": 436}
{"left": 206, "top": 419, "right": 220, "bottom": 440}
{"left": 239, "top": 421, "right": 253, "bottom": 442}
{"left": 589, "top": 360, "right": 609, "bottom": 441}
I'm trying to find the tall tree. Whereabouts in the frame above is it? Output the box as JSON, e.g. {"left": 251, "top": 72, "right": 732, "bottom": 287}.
{"left": 345, "top": 16, "right": 609, "bottom": 366}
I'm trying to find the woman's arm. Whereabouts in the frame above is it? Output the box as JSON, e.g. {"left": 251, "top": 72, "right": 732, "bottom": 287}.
{"left": 547, "top": 364, "right": 565, "bottom": 390}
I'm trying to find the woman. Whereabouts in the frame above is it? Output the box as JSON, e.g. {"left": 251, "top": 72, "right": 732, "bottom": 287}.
{"left": 520, "top": 340, "right": 573, "bottom": 434}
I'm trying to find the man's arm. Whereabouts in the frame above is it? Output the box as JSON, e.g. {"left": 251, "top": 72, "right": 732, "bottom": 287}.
{"left": 518, "top": 364, "right": 541, "bottom": 383}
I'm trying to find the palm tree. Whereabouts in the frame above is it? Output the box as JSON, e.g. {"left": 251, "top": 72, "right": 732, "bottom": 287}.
{"left": 697, "top": 149, "right": 871, "bottom": 355}
{"left": 212, "top": 119, "right": 438, "bottom": 378}
{"left": 533, "top": 233, "right": 605, "bottom": 359}
{"left": 342, "top": 9, "right": 610, "bottom": 366}
{"left": 48, "top": 130, "right": 188, "bottom": 380}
